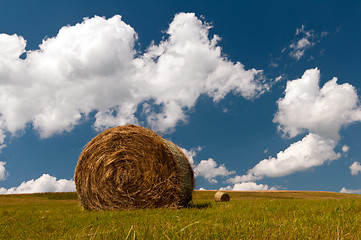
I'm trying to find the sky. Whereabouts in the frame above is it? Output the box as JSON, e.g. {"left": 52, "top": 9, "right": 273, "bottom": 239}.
{"left": 0, "top": 0, "right": 361, "bottom": 194}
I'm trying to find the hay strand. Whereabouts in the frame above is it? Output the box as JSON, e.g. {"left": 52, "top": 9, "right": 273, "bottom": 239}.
{"left": 74, "top": 124, "right": 194, "bottom": 210}
{"left": 214, "top": 191, "right": 230, "bottom": 202}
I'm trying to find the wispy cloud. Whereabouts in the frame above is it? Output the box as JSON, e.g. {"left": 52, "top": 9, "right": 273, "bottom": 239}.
{"left": 287, "top": 25, "right": 327, "bottom": 61}
{"left": 269, "top": 26, "right": 328, "bottom": 68}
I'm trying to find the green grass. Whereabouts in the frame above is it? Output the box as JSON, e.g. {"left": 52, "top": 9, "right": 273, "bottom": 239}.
{"left": 1, "top": 191, "right": 361, "bottom": 239}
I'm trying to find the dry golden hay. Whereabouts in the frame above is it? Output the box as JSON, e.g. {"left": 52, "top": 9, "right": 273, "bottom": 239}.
{"left": 74, "top": 124, "right": 194, "bottom": 210}
{"left": 214, "top": 191, "right": 230, "bottom": 202}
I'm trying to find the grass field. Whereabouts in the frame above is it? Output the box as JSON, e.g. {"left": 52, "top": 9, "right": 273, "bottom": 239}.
{"left": 1, "top": 190, "right": 361, "bottom": 239}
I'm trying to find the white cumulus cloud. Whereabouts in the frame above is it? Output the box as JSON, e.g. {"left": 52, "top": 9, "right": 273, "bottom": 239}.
{"left": 350, "top": 162, "right": 361, "bottom": 176}
{"left": 228, "top": 133, "right": 340, "bottom": 183}
{"left": 0, "top": 161, "right": 7, "bottom": 180}
{"left": 274, "top": 68, "right": 361, "bottom": 140}
{"left": 194, "top": 158, "right": 235, "bottom": 183}
{"left": 181, "top": 146, "right": 203, "bottom": 167}
{"left": 342, "top": 145, "right": 350, "bottom": 153}
{"left": 230, "top": 68, "right": 360, "bottom": 184}
{"left": 0, "top": 13, "right": 265, "bottom": 148}
{"left": 340, "top": 187, "right": 361, "bottom": 194}
{"left": 182, "top": 146, "right": 235, "bottom": 184}
{"left": 0, "top": 174, "right": 75, "bottom": 194}
{"left": 221, "top": 182, "right": 276, "bottom": 191}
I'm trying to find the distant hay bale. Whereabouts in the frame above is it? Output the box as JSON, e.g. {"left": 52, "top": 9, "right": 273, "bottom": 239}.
{"left": 214, "top": 191, "right": 230, "bottom": 202}
{"left": 74, "top": 124, "right": 194, "bottom": 210}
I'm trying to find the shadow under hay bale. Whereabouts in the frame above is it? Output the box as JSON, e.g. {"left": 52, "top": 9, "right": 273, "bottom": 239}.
{"left": 74, "top": 124, "right": 194, "bottom": 210}
{"left": 214, "top": 191, "right": 230, "bottom": 202}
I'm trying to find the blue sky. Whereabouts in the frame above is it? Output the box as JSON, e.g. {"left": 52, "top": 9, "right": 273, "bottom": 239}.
{"left": 0, "top": 0, "right": 361, "bottom": 193}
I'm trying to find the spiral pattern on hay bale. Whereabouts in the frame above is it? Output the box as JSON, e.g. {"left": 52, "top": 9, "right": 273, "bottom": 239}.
{"left": 74, "top": 124, "right": 194, "bottom": 210}
{"left": 214, "top": 191, "right": 230, "bottom": 202}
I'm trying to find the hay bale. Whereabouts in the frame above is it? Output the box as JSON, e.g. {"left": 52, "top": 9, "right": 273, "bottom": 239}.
{"left": 214, "top": 191, "right": 230, "bottom": 202}
{"left": 74, "top": 124, "right": 194, "bottom": 210}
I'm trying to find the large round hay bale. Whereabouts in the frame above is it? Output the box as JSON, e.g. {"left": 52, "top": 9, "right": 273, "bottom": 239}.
{"left": 214, "top": 191, "right": 230, "bottom": 202}
{"left": 74, "top": 124, "right": 194, "bottom": 210}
